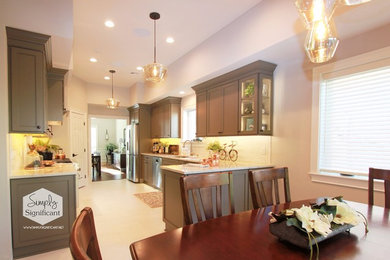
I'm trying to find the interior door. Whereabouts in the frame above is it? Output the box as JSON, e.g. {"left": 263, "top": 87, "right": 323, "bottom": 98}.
{"left": 70, "top": 111, "right": 87, "bottom": 188}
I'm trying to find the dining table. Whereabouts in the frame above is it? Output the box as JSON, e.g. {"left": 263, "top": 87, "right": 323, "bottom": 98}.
{"left": 129, "top": 198, "right": 390, "bottom": 260}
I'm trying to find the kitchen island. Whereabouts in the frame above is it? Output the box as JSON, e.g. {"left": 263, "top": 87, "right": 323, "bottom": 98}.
{"left": 161, "top": 162, "right": 272, "bottom": 230}
{"left": 10, "top": 163, "right": 77, "bottom": 258}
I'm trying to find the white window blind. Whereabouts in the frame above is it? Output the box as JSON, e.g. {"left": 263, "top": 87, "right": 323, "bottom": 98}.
{"left": 319, "top": 66, "right": 390, "bottom": 176}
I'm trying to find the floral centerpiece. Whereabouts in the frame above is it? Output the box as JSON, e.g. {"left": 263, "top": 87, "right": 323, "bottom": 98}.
{"left": 269, "top": 197, "right": 368, "bottom": 260}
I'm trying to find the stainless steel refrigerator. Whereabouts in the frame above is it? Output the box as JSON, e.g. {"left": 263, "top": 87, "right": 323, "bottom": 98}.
{"left": 125, "top": 124, "right": 140, "bottom": 182}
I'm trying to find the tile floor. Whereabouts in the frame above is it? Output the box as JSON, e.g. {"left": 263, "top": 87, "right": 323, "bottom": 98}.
{"left": 20, "top": 179, "right": 165, "bottom": 260}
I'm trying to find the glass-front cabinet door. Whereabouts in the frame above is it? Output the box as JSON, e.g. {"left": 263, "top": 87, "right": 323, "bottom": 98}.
{"left": 239, "top": 75, "right": 258, "bottom": 134}
{"left": 260, "top": 75, "right": 272, "bottom": 135}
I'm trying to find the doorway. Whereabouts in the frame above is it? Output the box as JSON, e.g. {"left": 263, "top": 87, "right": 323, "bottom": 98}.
{"left": 70, "top": 111, "right": 88, "bottom": 187}
{"left": 90, "top": 117, "right": 128, "bottom": 182}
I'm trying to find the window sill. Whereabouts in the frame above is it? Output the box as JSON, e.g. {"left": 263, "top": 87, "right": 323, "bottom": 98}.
{"left": 309, "top": 172, "right": 384, "bottom": 193}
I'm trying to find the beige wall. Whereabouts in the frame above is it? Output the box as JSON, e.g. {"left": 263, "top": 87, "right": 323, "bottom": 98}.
{"left": 66, "top": 72, "right": 88, "bottom": 113}
{"left": 0, "top": 22, "right": 13, "bottom": 260}
{"left": 270, "top": 27, "right": 390, "bottom": 205}
{"left": 86, "top": 82, "right": 132, "bottom": 107}
{"left": 141, "top": 0, "right": 304, "bottom": 103}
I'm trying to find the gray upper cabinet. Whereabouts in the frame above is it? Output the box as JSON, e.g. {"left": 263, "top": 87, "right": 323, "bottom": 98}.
{"left": 9, "top": 47, "right": 46, "bottom": 132}
{"left": 48, "top": 68, "right": 68, "bottom": 125}
{"left": 151, "top": 97, "right": 181, "bottom": 138}
{"left": 196, "top": 92, "right": 207, "bottom": 137}
{"left": 206, "top": 82, "right": 239, "bottom": 136}
{"left": 7, "top": 27, "right": 52, "bottom": 133}
{"left": 221, "top": 82, "right": 239, "bottom": 136}
{"left": 192, "top": 60, "right": 276, "bottom": 137}
{"left": 207, "top": 87, "right": 223, "bottom": 136}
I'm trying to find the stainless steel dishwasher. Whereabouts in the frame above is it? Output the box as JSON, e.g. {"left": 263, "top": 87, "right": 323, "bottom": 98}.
{"left": 152, "top": 157, "right": 162, "bottom": 189}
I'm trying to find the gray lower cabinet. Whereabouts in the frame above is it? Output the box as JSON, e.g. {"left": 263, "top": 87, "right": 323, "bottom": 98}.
{"left": 10, "top": 175, "right": 76, "bottom": 258}
{"left": 161, "top": 169, "right": 256, "bottom": 231}
{"left": 142, "top": 155, "right": 153, "bottom": 185}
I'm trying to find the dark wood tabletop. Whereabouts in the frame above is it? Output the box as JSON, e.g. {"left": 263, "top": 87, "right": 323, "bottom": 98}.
{"left": 130, "top": 198, "right": 390, "bottom": 260}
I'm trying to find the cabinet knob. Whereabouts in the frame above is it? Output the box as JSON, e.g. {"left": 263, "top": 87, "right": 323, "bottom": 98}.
{"left": 36, "top": 125, "right": 41, "bottom": 129}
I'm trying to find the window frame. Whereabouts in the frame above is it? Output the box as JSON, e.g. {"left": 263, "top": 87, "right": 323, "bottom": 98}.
{"left": 310, "top": 46, "right": 390, "bottom": 191}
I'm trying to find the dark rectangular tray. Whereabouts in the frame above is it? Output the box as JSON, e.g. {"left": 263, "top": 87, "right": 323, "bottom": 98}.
{"left": 269, "top": 220, "right": 353, "bottom": 249}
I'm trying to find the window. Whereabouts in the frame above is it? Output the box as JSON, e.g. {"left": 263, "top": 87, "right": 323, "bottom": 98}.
{"left": 182, "top": 108, "right": 196, "bottom": 141}
{"left": 318, "top": 66, "right": 390, "bottom": 176}
{"left": 311, "top": 47, "right": 390, "bottom": 186}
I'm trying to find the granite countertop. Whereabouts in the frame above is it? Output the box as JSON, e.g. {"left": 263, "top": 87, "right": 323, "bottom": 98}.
{"left": 10, "top": 163, "right": 78, "bottom": 179}
{"left": 141, "top": 153, "right": 202, "bottom": 163}
{"left": 161, "top": 162, "right": 273, "bottom": 175}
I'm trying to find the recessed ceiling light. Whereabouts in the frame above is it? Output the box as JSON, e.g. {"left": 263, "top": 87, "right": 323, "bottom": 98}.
{"left": 104, "top": 76, "right": 110, "bottom": 80}
{"left": 136, "top": 66, "right": 144, "bottom": 71}
{"left": 166, "top": 37, "right": 175, "bottom": 43}
{"left": 179, "top": 91, "right": 185, "bottom": 95}
{"left": 90, "top": 57, "right": 97, "bottom": 63}
{"left": 105, "top": 20, "right": 115, "bottom": 28}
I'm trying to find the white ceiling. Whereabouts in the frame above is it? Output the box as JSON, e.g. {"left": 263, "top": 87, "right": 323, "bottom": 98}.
{"left": 73, "top": 0, "right": 264, "bottom": 88}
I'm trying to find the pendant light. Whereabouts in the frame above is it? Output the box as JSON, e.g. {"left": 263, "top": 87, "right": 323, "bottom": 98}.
{"left": 106, "top": 70, "right": 120, "bottom": 109}
{"left": 296, "top": 0, "right": 370, "bottom": 63}
{"left": 305, "top": 18, "right": 339, "bottom": 63}
{"left": 143, "top": 12, "right": 167, "bottom": 82}
{"left": 342, "top": 0, "right": 371, "bottom": 6}
{"left": 295, "top": 0, "right": 338, "bottom": 29}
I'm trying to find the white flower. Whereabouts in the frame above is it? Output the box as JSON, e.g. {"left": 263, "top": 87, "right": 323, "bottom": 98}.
{"left": 268, "top": 211, "right": 277, "bottom": 223}
{"left": 294, "top": 205, "right": 333, "bottom": 237}
{"left": 327, "top": 199, "right": 361, "bottom": 226}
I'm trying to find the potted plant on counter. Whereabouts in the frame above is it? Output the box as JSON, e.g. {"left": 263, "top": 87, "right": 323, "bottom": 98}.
{"left": 34, "top": 139, "right": 60, "bottom": 160}
{"left": 105, "top": 143, "right": 118, "bottom": 165}
{"left": 207, "top": 140, "right": 222, "bottom": 154}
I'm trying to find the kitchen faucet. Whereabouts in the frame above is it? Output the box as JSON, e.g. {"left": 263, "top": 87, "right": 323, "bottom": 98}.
{"left": 183, "top": 140, "right": 193, "bottom": 156}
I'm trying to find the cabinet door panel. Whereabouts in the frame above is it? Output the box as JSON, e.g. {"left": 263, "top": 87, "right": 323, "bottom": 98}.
{"left": 207, "top": 87, "right": 223, "bottom": 136}
{"left": 239, "top": 75, "right": 258, "bottom": 135}
{"left": 151, "top": 107, "right": 161, "bottom": 138}
{"left": 10, "top": 47, "right": 45, "bottom": 132}
{"left": 196, "top": 92, "right": 207, "bottom": 137}
{"left": 161, "top": 104, "right": 170, "bottom": 137}
{"left": 222, "top": 82, "right": 239, "bottom": 136}
{"left": 170, "top": 103, "right": 181, "bottom": 138}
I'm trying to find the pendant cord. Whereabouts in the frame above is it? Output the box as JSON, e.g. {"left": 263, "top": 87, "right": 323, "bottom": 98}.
{"left": 153, "top": 20, "right": 157, "bottom": 63}
{"left": 111, "top": 72, "right": 114, "bottom": 98}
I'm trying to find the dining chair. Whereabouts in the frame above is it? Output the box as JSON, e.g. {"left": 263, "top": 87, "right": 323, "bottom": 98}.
{"left": 180, "top": 172, "right": 234, "bottom": 225}
{"left": 70, "top": 207, "right": 102, "bottom": 260}
{"left": 368, "top": 167, "right": 390, "bottom": 208}
{"left": 248, "top": 167, "right": 291, "bottom": 209}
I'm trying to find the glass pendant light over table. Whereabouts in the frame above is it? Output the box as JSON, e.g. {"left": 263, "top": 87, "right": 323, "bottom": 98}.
{"left": 305, "top": 17, "right": 339, "bottom": 63}
{"left": 295, "top": 0, "right": 338, "bottom": 28}
{"left": 342, "top": 0, "right": 371, "bottom": 6}
{"left": 143, "top": 12, "right": 167, "bottom": 82}
{"left": 106, "top": 69, "right": 120, "bottom": 109}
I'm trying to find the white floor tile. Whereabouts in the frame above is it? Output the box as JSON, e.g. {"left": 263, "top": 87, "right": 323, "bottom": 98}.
{"left": 19, "top": 179, "right": 165, "bottom": 260}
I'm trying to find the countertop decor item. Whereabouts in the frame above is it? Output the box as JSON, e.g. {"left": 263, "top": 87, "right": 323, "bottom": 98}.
{"left": 269, "top": 196, "right": 368, "bottom": 260}
{"left": 143, "top": 12, "right": 167, "bottom": 82}
{"left": 106, "top": 69, "right": 120, "bottom": 109}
